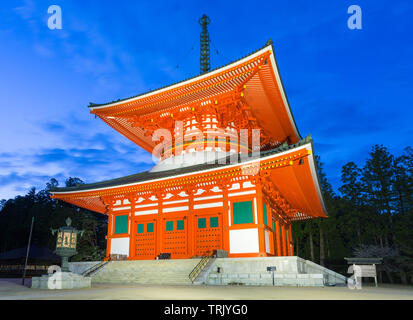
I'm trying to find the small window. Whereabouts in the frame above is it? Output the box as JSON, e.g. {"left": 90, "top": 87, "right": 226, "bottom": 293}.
{"left": 147, "top": 223, "right": 154, "bottom": 233}
{"left": 166, "top": 221, "right": 173, "bottom": 231}
{"left": 233, "top": 201, "right": 254, "bottom": 224}
{"left": 210, "top": 217, "right": 219, "bottom": 228}
{"left": 114, "top": 215, "right": 128, "bottom": 234}
{"left": 263, "top": 202, "right": 268, "bottom": 226}
{"left": 177, "top": 220, "right": 185, "bottom": 230}
{"left": 198, "top": 218, "right": 206, "bottom": 229}
{"left": 137, "top": 224, "right": 144, "bottom": 234}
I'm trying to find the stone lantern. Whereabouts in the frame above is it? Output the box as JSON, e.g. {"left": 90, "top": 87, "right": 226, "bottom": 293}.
{"left": 52, "top": 217, "right": 83, "bottom": 272}
{"left": 31, "top": 217, "right": 91, "bottom": 290}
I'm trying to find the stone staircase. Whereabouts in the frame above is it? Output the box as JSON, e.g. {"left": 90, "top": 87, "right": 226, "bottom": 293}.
{"left": 302, "top": 259, "right": 348, "bottom": 286}
{"left": 69, "top": 256, "right": 347, "bottom": 287}
{"left": 201, "top": 257, "right": 348, "bottom": 286}
{"left": 89, "top": 259, "right": 202, "bottom": 285}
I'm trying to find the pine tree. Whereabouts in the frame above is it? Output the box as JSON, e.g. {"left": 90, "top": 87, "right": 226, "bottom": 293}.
{"left": 362, "top": 145, "right": 396, "bottom": 246}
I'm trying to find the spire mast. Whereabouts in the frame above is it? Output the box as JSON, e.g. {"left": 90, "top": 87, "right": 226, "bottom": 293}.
{"left": 199, "top": 14, "right": 211, "bottom": 74}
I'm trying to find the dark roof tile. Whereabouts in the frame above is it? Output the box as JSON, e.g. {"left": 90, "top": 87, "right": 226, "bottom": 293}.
{"left": 51, "top": 135, "right": 312, "bottom": 194}
{"left": 88, "top": 41, "right": 273, "bottom": 109}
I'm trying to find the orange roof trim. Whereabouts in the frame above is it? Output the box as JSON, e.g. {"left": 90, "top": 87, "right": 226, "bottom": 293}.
{"left": 89, "top": 43, "right": 302, "bottom": 154}
{"left": 51, "top": 141, "right": 326, "bottom": 221}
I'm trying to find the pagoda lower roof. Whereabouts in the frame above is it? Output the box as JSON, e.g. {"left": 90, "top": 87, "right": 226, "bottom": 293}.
{"left": 51, "top": 137, "right": 312, "bottom": 193}
{"left": 51, "top": 136, "right": 327, "bottom": 221}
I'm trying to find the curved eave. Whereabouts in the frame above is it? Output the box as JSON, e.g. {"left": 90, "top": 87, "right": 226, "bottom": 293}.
{"left": 295, "top": 141, "right": 327, "bottom": 218}
{"left": 51, "top": 140, "right": 326, "bottom": 219}
{"left": 89, "top": 43, "right": 301, "bottom": 152}
{"left": 308, "top": 140, "right": 328, "bottom": 217}
{"left": 269, "top": 46, "right": 302, "bottom": 141}
{"left": 88, "top": 44, "right": 273, "bottom": 111}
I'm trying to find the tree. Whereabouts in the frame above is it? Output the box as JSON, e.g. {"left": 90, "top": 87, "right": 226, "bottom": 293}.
{"left": 1, "top": 144, "right": 412, "bottom": 284}
{"left": 339, "top": 162, "right": 364, "bottom": 245}
{"left": 315, "top": 156, "right": 335, "bottom": 266}
{"left": 65, "top": 177, "right": 85, "bottom": 187}
{"left": 0, "top": 178, "right": 107, "bottom": 262}
{"left": 362, "top": 145, "right": 396, "bottom": 246}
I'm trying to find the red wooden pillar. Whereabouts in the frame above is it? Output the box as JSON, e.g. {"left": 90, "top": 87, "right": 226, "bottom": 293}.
{"left": 155, "top": 192, "right": 164, "bottom": 256}
{"left": 281, "top": 222, "right": 287, "bottom": 256}
{"left": 275, "top": 219, "right": 282, "bottom": 256}
{"left": 104, "top": 214, "right": 112, "bottom": 261}
{"left": 186, "top": 187, "right": 195, "bottom": 257}
{"left": 220, "top": 181, "right": 230, "bottom": 254}
{"left": 269, "top": 226, "right": 275, "bottom": 255}
{"left": 256, "top": 184, "right": 266, "bottom": 256}
{"left": 102, "top": 197, "right": 114, "bottom": 261}
{"left": 286, "top": 224, "right": 291, "bottom": 256}
{"left": 267, "top": 204, "right": 275, "bottom": 255}
{"left": 289, "top": 223, "right": 294, "bottom": 256}
{"left": 284, "top": 223, "right": 288, "bottom": 256}
{"left": 128, "top": 196, "right": 136, "bottom": 259}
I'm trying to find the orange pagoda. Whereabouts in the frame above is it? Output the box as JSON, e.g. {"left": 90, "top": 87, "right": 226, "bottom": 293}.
{"left": 50, "top": 40, "right": 327, "bottom": 260}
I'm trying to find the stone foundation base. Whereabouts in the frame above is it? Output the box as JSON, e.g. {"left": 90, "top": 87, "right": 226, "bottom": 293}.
{"left": 31, "top": 272, "right": 91, "bottom": 290}
{"left": 199, "top": 257, "right": 348, "bottom": 286}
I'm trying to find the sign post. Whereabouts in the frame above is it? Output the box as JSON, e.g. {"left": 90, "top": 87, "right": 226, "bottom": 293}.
{"left": 345, "top": 257, "right": 382, "bottom": 288}
{"left": 22, "top": 216, "right": 34, "bottom": 286}
{"left": 267, "top": 266, "right": 276, "bottom": 286}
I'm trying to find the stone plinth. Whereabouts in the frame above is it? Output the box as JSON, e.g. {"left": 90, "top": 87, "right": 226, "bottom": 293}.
{"left": 201, "top": 256, "right": 348, "bottom": 286}
{"left": 31, "top": 272, "right": 91, "bottom": 290}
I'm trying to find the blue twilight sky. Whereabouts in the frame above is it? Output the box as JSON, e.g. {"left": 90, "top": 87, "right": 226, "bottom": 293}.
{"left": 0, "top": 0, "right": 412, "bottom": 200}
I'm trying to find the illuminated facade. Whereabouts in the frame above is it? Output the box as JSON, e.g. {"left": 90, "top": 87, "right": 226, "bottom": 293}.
{"left": 51, "top": 42, "right": 327, "bottom": 260}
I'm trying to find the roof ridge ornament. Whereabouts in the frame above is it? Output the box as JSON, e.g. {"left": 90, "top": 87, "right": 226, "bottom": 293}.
{"left": 305, "top": 134, "right": 312, "bottom": 143}
{"left": 199, "top": 14, "right": 211, "bottom": 74}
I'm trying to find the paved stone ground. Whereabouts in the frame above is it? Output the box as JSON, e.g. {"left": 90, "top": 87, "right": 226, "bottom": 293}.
{"left": 0, "top": 278, "right": 412, "bottom": 300}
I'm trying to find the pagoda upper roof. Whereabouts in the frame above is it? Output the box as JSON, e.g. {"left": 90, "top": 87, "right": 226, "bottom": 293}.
{"left": 88, "top": 41, "right": 302, "bottom": 153}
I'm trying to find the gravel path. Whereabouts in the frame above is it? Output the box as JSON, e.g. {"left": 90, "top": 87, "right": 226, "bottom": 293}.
{"left": 1, "top": 278, "right": 412, "bottom": 300}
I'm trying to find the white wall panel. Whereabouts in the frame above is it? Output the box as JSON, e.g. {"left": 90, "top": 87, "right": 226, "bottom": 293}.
{"left": 194, "top": 202, "right": 223, "bottom": 210}
{"left": 265, "top": 230, "right": 270, "bottom": 253}
{"left": 163, "top": 206, "right": 189, "bottom": 213}
{"left": 110, "top": 237, "right": 130, "bottom": 256}
{"left": 134, "top": 209, "right": 158, "bottom": 216}
{"left": 229, "top": 228, "right": 259, "bottom": 254}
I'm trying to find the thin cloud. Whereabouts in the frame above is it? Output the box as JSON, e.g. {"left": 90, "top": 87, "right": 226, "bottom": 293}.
{"left": 1, "top": 1, "right": 412, "bottom": 200}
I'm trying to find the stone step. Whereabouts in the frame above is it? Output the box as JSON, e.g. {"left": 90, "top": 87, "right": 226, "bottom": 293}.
{"left": 90, "top": 259, "right": 201, "bottom": 285}
{"left": 79, "top": 257, "right": 348, "bottom": 287}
